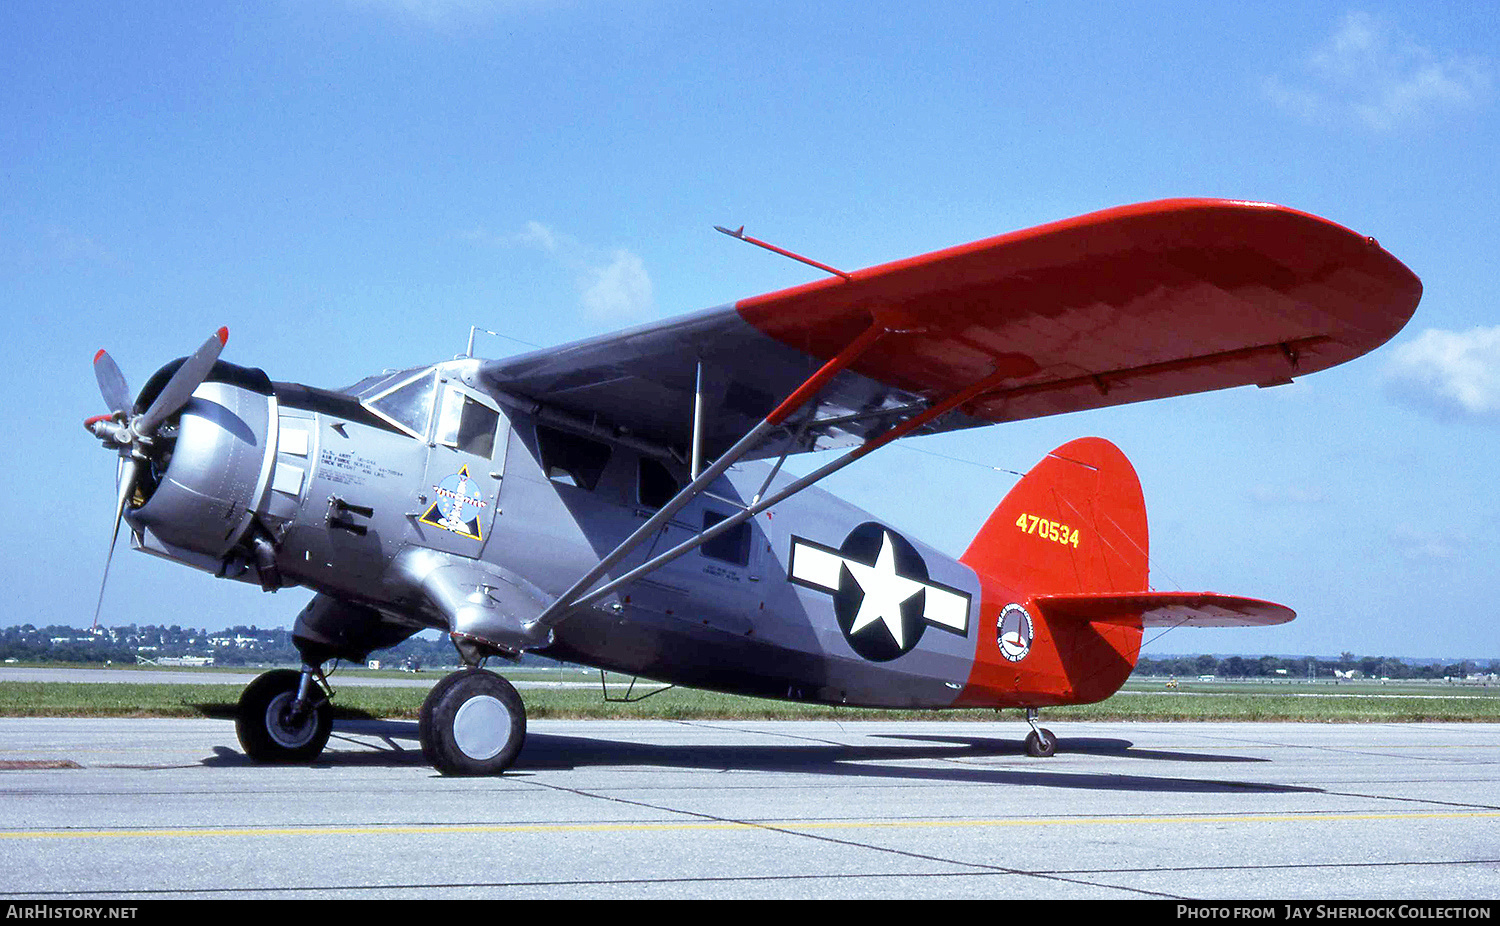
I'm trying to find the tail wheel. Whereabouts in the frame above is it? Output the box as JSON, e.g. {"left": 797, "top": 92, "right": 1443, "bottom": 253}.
{"left": 236, "top": 669, "right": 332, "bottom": 763}
{"left": 418, "top": 669, "right": 526, "bottom": 776}
{"left": 1024, "top": 728, "right": 1057, "bottom": 758}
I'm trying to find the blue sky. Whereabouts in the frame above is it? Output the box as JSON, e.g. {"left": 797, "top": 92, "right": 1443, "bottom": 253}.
{"left": 5, "top": 1, "right": 1496, "bottom": 659}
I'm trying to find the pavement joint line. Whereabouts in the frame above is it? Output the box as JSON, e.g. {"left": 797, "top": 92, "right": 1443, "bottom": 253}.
{"left": 527, "top": 780, "right": 1186, "bottom": 900}
{"left": 7, "top": 808, "right": 1498, "bottom": 841}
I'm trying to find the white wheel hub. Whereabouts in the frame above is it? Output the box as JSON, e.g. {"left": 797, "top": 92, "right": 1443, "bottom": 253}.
{"left": 453, "top": 695, "right": 510, "bottom": 760}
{"left": 264, "top": 691, "right": 318, "bottom": 749}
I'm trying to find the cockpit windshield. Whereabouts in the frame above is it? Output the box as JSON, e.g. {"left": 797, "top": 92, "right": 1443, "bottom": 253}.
{"left": 357, "top": 368, "right": 437, "bottom": 439}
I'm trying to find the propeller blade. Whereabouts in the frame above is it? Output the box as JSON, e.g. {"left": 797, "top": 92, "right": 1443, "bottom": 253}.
{"left": 135, "top": 327, "right": 228, "bottom": 436}
{"left": 91, "top": 457, "right": 139, "bottom": 631}
{"left": 93, "top": 349, "right": 132, "bottom": 416}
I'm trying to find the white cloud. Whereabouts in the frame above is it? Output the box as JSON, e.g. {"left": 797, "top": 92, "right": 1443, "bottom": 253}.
{"left": 516, "top": 220, "right": 559, "bottom": 254}
{"left": 1383, "top": 326, "right": 1500, "bottom": 421}
{"left": 482, "top": 221, "right": 655, "bottom": 321}
{"left": 1265, "top": 12, "right": 1491, "bottom": 131}
{"left": 1392, "top": 525, "right": 1472, "bottom": 562}
{"left": 344, "top": 0, "right": 542, "bottom": 28}
{"left": 43, "top": 225, "right": 127, "bottom": 271}
{"left": 580, "top": 249, "right": 653, "bottom": 320}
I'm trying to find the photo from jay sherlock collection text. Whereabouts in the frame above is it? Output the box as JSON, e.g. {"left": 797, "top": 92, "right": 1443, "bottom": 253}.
{"left": 1175, "top": 906, "right": 1494, "bottom": 921}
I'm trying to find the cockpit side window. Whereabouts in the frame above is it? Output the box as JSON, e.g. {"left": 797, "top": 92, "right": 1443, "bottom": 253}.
{"left": 456, "top": 398, "right": 499, "bottom": 457}
{"left": 536, "top": 425, "right": 612, "bottom": 491}
{"left": 435, "top": 389, "right": 500, "bottom": 458}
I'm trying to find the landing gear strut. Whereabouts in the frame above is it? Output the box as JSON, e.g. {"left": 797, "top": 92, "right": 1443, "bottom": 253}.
{"left": 236, "top": 667, "right": 332, "bottom": 762}
{"left": 418, "top": 668, "right": 526, "bottom": 776}
{"left": 1023, "top": 707, "right": 1056, "bottom": 758}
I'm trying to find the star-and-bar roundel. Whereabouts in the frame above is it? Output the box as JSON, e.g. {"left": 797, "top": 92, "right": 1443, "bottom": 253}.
{"left": 788, "top": 522, "right": 971, "bottom": 662}
{"left": 419, "top": 464, "right": 488, "bottom": 542}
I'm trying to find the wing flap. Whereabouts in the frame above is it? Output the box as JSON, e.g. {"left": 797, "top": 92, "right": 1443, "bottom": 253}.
{"left": 1033, "top": 591, "right": 1296, "bottom": 628}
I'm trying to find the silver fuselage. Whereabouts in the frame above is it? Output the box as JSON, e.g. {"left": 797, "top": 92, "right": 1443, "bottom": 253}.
{"left": 124, "top": 357, "right": 986, "bottom": 708}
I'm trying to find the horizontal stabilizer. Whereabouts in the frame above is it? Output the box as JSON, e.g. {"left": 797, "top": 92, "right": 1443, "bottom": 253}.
{"left": 1033, "top": 592, "right": 1295, "bottom": 628}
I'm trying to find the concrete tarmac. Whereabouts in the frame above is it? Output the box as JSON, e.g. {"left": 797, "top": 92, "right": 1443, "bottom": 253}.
{"left": 1, "top": 717, "right": 1498, "bottom": 899}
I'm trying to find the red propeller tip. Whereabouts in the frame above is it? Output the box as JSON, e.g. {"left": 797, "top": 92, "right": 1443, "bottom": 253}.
{"left": 84, "top": 413, "right": 110, "bottom": 429}
{"left": 94, "top": 349, "right": 107, "bottom": 363}
{"left": 216, "top": 327, "right": 229, "bottom": 345}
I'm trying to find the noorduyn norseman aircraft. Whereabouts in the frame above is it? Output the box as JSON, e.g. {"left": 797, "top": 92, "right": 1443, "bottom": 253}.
{"left": 85, "top": 199, "right": 1422, "bottom": 775}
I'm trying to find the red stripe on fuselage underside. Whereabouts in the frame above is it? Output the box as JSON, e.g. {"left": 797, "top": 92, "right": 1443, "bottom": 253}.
{"left": 733, "top": 199, "right": 1421, "bottom": 426}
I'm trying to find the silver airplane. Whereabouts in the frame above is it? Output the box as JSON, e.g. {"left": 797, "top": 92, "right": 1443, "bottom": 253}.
{"left": 85, "top": 199, "right": 1421, "bottom": 775}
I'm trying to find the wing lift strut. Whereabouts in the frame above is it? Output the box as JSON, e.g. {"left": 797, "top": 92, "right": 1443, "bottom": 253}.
{"left": 517, "top": 310, "right": 1028, "bottom": 642}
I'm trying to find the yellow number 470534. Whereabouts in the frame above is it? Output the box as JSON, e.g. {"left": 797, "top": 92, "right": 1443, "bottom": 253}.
{"left": 1015, "top": 513, "right": 1080, "bottom": 548}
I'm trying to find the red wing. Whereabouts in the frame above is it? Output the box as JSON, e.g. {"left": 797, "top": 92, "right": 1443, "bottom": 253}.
{"left": 1034, "top": 591, "right": 1296, "bottom": 628}
{"left": 736, "top": 198, "right": 1422, "bottom": 425}
{"left": 484, "top": 199, "right": 1421, "bottom": 459}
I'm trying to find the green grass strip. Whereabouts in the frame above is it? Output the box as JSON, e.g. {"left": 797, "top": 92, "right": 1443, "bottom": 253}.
{"left": 2, "top": 680, "right": 1498, "bottom": 723}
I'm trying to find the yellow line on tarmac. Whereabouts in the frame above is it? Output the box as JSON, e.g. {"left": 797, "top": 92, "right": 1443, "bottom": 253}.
{"left": 5, "top": 810, "right": 1499, "bottom": 841}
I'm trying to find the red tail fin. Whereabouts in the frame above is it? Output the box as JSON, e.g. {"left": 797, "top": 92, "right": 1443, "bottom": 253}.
{"left": 956, "top": 437, "right": 1149, "bottom": 707}
{"left": 963, "top": 437, "right": 1149, "bottom": 596}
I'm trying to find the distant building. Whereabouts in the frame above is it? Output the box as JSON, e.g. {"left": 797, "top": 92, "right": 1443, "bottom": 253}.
{"left": 157, "top": 656, "right": 214, "bottom": 667}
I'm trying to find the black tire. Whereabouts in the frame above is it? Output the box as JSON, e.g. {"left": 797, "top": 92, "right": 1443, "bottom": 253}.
{"left": 1024, "top": 728, "right": 1057, "bottom": 758}
{"left": 417, "top": 670, "right": 469, "bottom": 767}
{"left": 236, "top": 669, "right": 332, "bottom": 763}
{"left": 419, "top": 669, "right": 526, "bottom": 776}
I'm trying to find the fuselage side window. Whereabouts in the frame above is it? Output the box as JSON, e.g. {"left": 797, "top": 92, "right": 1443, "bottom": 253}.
{"left": 637, "top": 457, "right": 681, "bottom": 509}
{"left": 701, "top": 510, "right": 751, "bottom": 566}
{"left": 536, "top": 425, "right": 612, "bottom": 491}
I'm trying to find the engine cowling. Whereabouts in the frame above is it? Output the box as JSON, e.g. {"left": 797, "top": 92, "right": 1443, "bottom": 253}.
{"left": 116, "top": 360, "right": 278, "bottom": 580}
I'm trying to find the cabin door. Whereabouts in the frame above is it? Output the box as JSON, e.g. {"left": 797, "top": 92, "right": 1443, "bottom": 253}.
{"left": 414, "top": 381, "right": 508, "bottom": 557}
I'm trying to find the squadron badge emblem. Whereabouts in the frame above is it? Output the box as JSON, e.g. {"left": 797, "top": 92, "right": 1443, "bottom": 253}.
{"left": 998, "top": 603, "right": 1034, "bottom": 662}
{"left": 419, "top": 465, "right": 488, "bottom": 541}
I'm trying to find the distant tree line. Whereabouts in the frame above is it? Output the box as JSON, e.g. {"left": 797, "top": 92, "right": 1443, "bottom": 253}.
{"left": 1135, "top": 652, "right": 1498, "bottom": 680}
{"left": 0, "top": 623, "right": 555, "bottom": 669}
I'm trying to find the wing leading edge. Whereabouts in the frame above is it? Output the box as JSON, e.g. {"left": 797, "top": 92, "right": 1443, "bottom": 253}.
{"left": 482, "top": 199, "right": 1421, "bottom": 463}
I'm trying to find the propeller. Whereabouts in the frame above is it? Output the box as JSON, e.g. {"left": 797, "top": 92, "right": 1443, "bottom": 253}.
{"left": 93, "top": 349, "right": 132, "bottom": 416}
{"left": 86, "top": 327, "right": 228, "bottom": 628}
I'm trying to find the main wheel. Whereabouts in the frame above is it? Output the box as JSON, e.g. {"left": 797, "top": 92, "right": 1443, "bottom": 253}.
{"left": 236, "top": 669, "right": 332, "bottom": 763}
{"left": 419, "top": 669, "right": 526, "bottom": 776}
{"left": 1024, "top": 727, "right": 1057, "bottom": 758}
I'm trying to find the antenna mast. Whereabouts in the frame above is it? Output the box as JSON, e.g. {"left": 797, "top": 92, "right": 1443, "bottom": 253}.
{"left": 713, "top": 225, "right": 851, "bottom": 280}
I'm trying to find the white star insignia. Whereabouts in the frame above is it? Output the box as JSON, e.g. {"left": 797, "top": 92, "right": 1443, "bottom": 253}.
{"left": 840, "top": 532, "right": 926, "bottom": 648}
